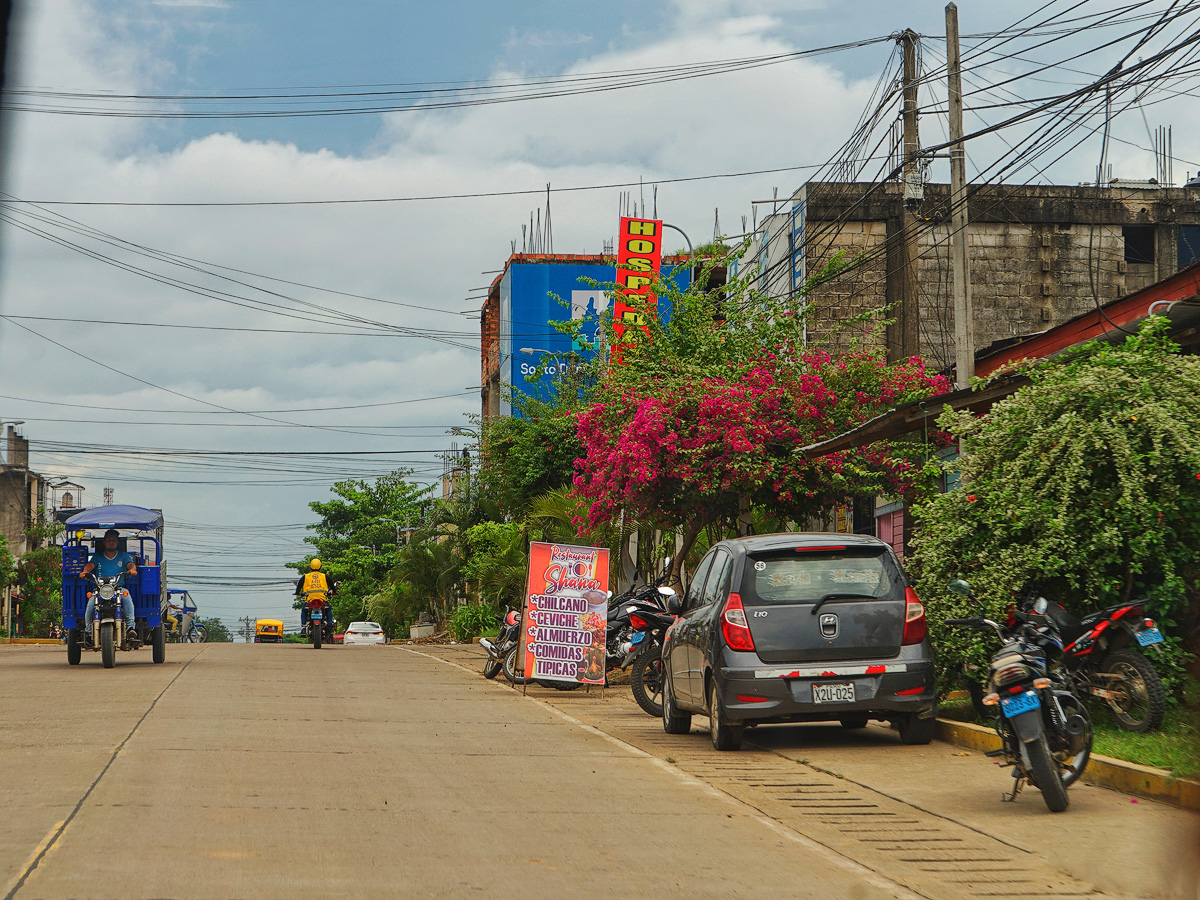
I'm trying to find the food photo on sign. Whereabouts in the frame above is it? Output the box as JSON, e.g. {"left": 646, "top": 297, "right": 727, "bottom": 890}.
{"left": 520, "top": 542, "right": 610, "bottom": 685}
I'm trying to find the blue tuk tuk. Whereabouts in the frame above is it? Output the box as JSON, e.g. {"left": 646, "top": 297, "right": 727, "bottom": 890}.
{"left": 61, "top": 504, "right": 167, "bottom": 666}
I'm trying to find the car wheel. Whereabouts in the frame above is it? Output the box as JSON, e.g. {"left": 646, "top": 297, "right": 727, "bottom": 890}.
{"left": 839, "top": 714, "right": 869, "bottom": 730}
{"left": 708, "top": 681, "right": 744, "bottom": 751}
{"left": 897, "top": 712, "right": 937, "bottom": 745}
{"left": 661, "top": 667, "right": 691, "bottom": 735}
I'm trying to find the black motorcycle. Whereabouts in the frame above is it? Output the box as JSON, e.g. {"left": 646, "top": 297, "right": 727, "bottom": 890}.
{"left": 947, "top": 579, "right": 1092, "bottom": 812}
{"left": 626, "top": 599, "right": 677, "bottom": 717}
{"left": 480, "top": 607, "right": 521, "bottom": 680}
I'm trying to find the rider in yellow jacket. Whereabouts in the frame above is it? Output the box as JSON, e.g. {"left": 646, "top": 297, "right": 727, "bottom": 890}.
{"left": 296, "top": 559, "right": 333, "bottom": 630}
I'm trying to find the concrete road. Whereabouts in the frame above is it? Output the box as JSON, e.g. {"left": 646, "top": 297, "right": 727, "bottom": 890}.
{"left": 3, "top": 642, "right": 927, "bottom": 900}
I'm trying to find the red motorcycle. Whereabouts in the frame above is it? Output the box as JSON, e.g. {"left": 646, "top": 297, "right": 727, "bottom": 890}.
{"left": 1018, "top": 591, "right": 1166, "bottom": 733}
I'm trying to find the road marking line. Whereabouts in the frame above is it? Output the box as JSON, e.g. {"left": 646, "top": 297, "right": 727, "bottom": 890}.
{"left": 403, "top": 646, "right": 924, "bottom": 899}
{"left": 2, "top": 821, "right": 63, "bottom": 900}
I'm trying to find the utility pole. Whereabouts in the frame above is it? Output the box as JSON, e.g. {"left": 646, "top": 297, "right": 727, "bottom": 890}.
{"left": 239, "top": 615, "right": 253, "bottom": 642}
{"left": 946, "top": 4, "right": 975, "bottom": 388}
{"left": 889, "top": 28, "right": 922, "bottom": 362}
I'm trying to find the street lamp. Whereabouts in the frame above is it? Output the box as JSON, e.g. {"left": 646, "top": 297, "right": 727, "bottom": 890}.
{"left": 518, "top": 347, "right": 554, "bottom": 356}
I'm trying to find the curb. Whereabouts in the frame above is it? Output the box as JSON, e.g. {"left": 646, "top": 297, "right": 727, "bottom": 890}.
{"left": 936, "top": 717, "right": 1200, "bottom": 812}
{"left": 0, "top": 638, "right": 62, "bottom": 645}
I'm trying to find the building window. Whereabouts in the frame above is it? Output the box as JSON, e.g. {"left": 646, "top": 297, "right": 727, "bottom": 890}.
{"left": 1123, "top": 226, "right": 1155, "bottom": 264}
{"left": 1179, "top": 226, "right": 1200, "bottom": 269}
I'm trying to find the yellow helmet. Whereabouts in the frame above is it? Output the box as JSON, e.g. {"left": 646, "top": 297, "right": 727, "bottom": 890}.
{"left": 309, "top": 559, "right": 321, "bottom": 570}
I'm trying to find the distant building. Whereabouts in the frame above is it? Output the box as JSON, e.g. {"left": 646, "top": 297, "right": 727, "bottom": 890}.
{"left": 479, "top": 253, "right": 692, "bottom": 419}
{"left": 0, "top": 425, "right": 44, "bottom": 557}
{"left": 743, "top": 180, "right": 1200, "bottom": 375}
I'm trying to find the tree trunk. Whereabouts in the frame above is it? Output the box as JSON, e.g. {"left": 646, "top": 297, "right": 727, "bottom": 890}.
{"left": 669, "top": 515, "right": 711, "bottom": 589}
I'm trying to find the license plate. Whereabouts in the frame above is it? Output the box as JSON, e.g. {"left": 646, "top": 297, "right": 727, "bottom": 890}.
{"left": 311, "top": 613, "right": 322, "bottom": 620}
{"left": 1000, "top": 690, "right": 1040, "bottom": 717}
{"left": 812, "top": 682, "right": 855, "bottom": 704}
{"left": 631, "top": 631, "right": 646, "bottom": 645}
{"left": 1136, "top": 627, "right": 1163, "bottom": 647}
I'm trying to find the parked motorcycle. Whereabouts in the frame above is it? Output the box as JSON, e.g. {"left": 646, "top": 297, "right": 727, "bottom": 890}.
{"left": 1013, "top": 588, "right": 1166, "bottom": 733}
{"left": 946, "top": 579, "right": 1092, "bottom": 812}
{"left": 480, "top": 607, "right": 521, "bottom": 680}
{"left": 626, "top": 601, "right": 677, "bottom": 717}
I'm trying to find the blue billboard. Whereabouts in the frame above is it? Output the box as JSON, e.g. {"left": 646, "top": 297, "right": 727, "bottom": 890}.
{"left": 499, "top": 258, "right": 690, "bottom": 414}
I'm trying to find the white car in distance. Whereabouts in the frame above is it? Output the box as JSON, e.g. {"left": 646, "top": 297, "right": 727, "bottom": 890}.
{"left": 344, "top": 621, "right": 387, "bottom": 645}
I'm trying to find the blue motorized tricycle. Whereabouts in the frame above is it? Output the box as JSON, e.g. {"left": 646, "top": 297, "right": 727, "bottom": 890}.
{"left": 61, "top": 505, "right": 167, "bottom": 667}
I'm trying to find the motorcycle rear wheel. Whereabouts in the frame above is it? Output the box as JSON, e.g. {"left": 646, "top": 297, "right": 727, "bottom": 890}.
{"left": 101, "top": 622, "right": 115, "bottom": 668}
{"left": 1026, "top": 736, "right": 1069, "bottom": 812}
{"left": 1100, "top": 649, "right": 1165, "bottom": 733}
{"left": 629, "top": 641, "right": 665, "bottom": 717}
{"left": 312, "top": 622, "right": 323, "bottom": 649}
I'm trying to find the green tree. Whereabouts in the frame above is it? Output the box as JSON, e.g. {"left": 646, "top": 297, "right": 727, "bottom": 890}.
{"left": 295, "top": 469, "right": 432, "bottom": 629}
{"left": 198, "top": 616, "right": 233, "bottom": 642}
{"left": 911, "top": 318, "right": 1200, "bottom": 694}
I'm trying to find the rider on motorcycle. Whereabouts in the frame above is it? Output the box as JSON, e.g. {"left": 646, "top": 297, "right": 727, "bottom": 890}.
{"left": 80, "top": 529, "right": 137, "bottom": 637}
{"left": 296, "top": 559, "right": 333, "bottom": 632}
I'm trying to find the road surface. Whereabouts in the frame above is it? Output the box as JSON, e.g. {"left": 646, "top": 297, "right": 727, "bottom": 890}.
{"left": 1, "top": 641, "right": 1196, "bottom": 899}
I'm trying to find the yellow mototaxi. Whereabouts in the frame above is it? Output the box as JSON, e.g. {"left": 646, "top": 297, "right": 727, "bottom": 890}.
{"left": 255, "top": 619, "right": 284, "bottom": 643}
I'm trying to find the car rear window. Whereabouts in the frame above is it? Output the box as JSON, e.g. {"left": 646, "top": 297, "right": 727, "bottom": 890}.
{"left": 740, "top": 548, "right": 903, "bottom": 606}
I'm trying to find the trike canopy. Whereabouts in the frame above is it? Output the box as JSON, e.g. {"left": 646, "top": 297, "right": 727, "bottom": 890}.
{"left": 65, "top": 504, "right": 164, "bottom": 531}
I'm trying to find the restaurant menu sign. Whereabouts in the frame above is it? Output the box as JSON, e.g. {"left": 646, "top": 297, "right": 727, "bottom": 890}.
{"left": 520, "top": 542, "right": 611, "bottom": 685}
{"left": 612, "top": 217, "right": 663, "bottom": 360}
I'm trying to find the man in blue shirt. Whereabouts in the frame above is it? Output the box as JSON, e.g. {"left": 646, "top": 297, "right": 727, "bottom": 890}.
{"left": 81, "top": 529, "right": 138, "bottom": 635}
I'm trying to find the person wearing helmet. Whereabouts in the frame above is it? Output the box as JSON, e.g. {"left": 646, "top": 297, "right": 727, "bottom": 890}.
{"left": 296, "top": 558, "right": 334, "bottom": 636}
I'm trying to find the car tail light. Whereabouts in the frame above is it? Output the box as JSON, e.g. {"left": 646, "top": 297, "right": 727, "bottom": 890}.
{"left": 629, "top": 614, "right": 648, "bottom": 630}
{"left": 901, "top": 587, "right": 927, "bottom": 645}
{"left": 894, "top": 685, "right": 924, "bottom": 696}
{"left": 721, "top": 593, "right": 755, "bottom": 652}
{"left": 736, "top": 695, "right": 769, "bottom": 703}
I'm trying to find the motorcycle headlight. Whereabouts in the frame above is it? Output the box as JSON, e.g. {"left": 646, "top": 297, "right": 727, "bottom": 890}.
{"left": 98, "top": 584, "right": 116, "bottom": 600}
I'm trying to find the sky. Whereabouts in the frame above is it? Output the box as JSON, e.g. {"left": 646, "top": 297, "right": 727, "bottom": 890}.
{"left": 1, "top": 0, "right": 1197, "bottom": 628}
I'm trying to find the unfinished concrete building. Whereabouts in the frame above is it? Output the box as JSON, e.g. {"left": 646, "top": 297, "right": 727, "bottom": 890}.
{"left": 741, "top": 180, "right": 1200, "bottom": 374}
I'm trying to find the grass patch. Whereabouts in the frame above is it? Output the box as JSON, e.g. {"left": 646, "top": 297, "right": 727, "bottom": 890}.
{"left": 938, "top": 684, "right": 1199, "bottom": 779}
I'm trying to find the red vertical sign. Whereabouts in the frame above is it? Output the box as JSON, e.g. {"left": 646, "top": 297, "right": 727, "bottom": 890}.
{"left": 612, "top": 217, "right": 663, "bottom": 361}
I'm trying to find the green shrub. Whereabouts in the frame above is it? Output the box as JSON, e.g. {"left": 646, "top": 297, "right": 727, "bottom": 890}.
{"left": 911, "top": 319, "right": 1200, "bottom": 698}
{"left": 449, "top": 603, "right": 497, "bottom": 642}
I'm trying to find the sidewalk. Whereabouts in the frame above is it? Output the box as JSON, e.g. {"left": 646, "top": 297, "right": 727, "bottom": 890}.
{"left": 937, "top": 717, "right": 1200, "bottom": 813}
{"left": 416, "top": 641, "right": 1200, "bottom": 900}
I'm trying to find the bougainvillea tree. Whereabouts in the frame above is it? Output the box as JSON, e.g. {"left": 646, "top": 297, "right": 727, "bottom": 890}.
{"left": 569, "top": 254, "right": 952, "bottom": 582}
{"left": 910, "top": 318, "right": 1200, "bottom": 692}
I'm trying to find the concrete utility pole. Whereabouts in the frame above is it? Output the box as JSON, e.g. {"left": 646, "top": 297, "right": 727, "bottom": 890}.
{"left": 946, "top": 4, "right": 975, "bottom": 388}
{"left": 889, "top": 28, "right": 922, "bottom": 362}
{"left": 239, "top": 615, "right": 254, "bottom": 642}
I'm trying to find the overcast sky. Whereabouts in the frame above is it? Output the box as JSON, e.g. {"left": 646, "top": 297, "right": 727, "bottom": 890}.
{"left": 1, "top": 0, "right": 1196, "bottom": 627}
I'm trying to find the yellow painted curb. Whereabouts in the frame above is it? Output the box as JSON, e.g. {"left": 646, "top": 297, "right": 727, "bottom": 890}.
{"left": 937, "top": 717, "right": 1200, "bottom": 812}
{"left": 0, "top": 638, "right": 62, "bottom": 645}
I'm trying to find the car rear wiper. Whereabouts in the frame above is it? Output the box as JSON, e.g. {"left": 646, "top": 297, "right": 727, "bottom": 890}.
{"left": 810, "top": 593, "right": 878, "bottom": 616}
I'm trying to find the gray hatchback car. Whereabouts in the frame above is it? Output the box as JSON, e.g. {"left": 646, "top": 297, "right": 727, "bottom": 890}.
{"left": 661, "top": 532, "right": 937, "bottom": 750}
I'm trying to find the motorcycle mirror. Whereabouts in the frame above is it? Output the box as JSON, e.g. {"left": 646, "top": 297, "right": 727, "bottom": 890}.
{"left": 1033, "top": 596, "right": 1048, "bottom": 615}
{"left": 666, "top": 596, "right": 681, "bottom": 615}
{"left": 662, "top": 556, "right": 672, "bottom": 571}
{"left": 658, "top": 586, "right": 677, "bottom": 597}
{"left": 947, "top": 579, "right": 973, "bottom": 598}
